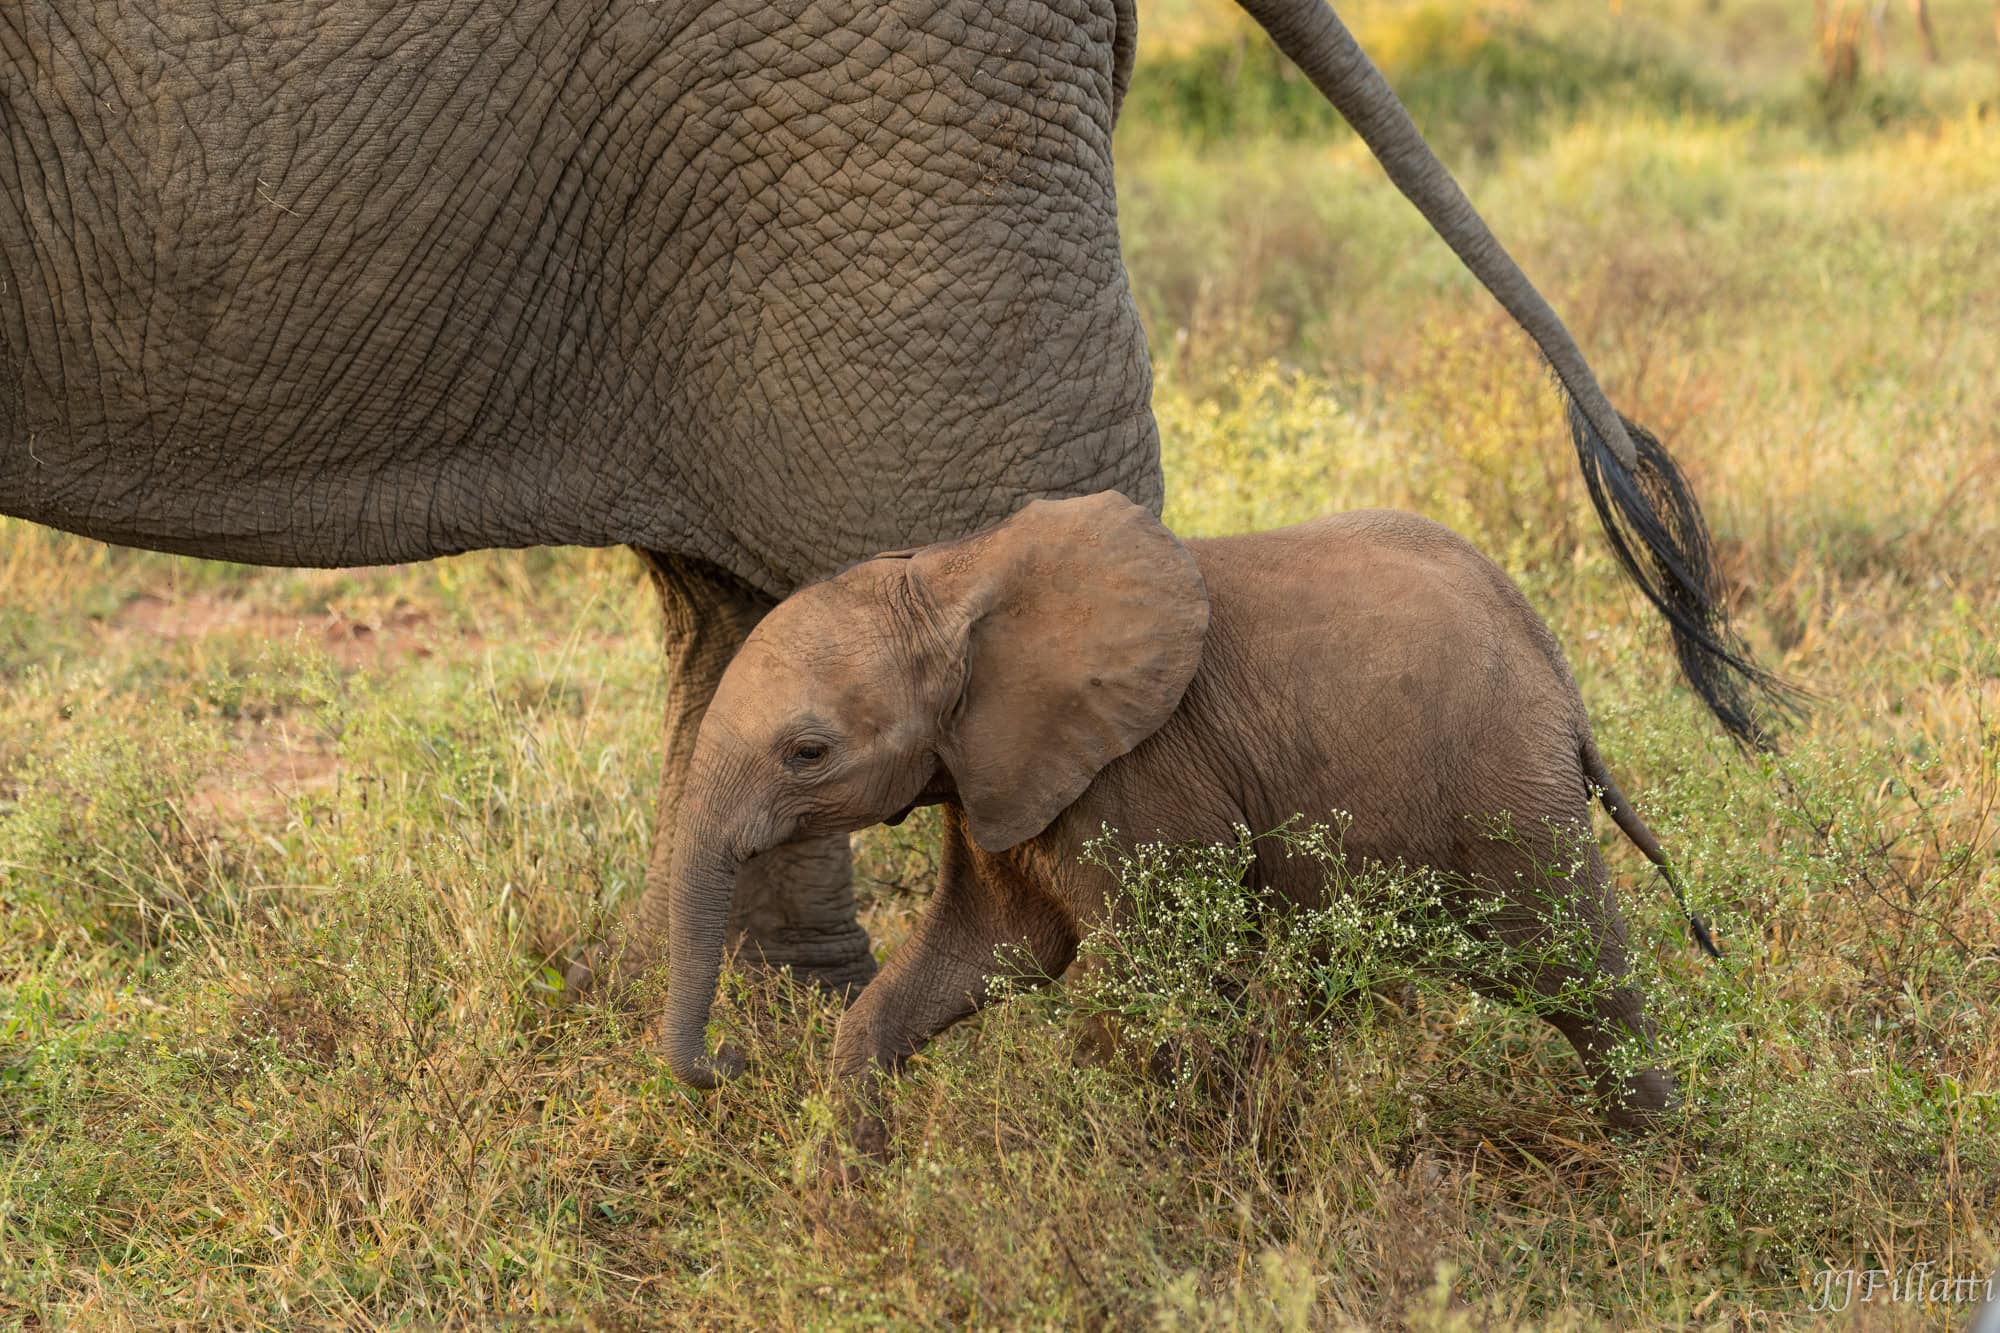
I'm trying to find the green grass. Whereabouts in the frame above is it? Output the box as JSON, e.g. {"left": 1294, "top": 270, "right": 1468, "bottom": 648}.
{"left": 6, "top": 1, "right": 2000, "bottom": 1326}
{"left": 1125, "top": 0, "right": 2000, "bottom": 151}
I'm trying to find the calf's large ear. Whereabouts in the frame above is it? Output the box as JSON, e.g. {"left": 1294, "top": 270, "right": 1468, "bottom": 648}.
{"left": 908, "top": 492, "right": 1209, "bottom": 852}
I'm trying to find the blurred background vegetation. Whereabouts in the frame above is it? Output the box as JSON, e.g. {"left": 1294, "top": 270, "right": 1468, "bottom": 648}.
{"left": 3, "top": 1, "right": 1997, "bottom": 1326}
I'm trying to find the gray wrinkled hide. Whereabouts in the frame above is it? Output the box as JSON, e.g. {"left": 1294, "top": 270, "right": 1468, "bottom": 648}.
{"left": 0, "top": 0, "right": 1156, "bottom": 593}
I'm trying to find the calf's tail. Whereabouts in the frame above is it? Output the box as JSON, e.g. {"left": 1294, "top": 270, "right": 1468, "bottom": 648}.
{"left": 1582, "top": 740, "right": 1722, "bottom": 959}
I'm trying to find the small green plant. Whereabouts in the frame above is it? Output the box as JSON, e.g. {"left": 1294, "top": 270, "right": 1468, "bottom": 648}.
{"left": 1056, "top": 820, "right": 1507, "bottom": 1076}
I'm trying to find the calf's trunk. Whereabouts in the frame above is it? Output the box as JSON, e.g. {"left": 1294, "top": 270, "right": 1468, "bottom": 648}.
{"left": 662, "top": 801, "right": 749, "bottom": 1089}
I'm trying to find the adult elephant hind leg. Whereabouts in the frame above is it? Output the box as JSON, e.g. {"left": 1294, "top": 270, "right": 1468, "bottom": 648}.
{"left": 563, "top": 551, "right": 876, "bottom": 1000}
{"left": 728, "top": 833, "right": 877, "bottom": 995}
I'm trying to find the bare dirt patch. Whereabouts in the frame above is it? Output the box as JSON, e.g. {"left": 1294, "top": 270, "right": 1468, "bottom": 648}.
{"left": 101, "top": 591, "right": 485, "bottom": 823}
{"left": 109, "top": 592, "right": 469, "bottom": 669}
{"left": 194, "top": 719, "right": 345, "bottom": 824}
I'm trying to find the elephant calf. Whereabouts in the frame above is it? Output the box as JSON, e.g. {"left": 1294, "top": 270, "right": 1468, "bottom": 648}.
{"left": 660, "top": 492, "right": 1708, "bottom": 1152}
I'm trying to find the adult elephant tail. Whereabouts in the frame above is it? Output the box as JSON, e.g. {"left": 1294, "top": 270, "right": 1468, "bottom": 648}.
{"left": 1233, "top": 0, "right": 1798, "bottom": 747}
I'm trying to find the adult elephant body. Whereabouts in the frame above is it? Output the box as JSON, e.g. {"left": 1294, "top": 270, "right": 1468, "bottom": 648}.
{"left": 0, "top": 0, "right": 1154, "bottom": 578}
{"left": 0, "top": 1, "right": 1773, "bottom": 992}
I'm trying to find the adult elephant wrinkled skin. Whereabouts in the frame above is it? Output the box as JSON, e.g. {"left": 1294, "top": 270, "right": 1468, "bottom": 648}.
{"left": 0, "top": 1, "right": 1782, "bottom": 996}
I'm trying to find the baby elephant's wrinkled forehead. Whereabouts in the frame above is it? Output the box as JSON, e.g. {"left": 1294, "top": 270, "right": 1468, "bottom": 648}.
{"left": 749, "top": 571, "right": 891, "bottom": 662}
{"left": 724, "top": 567, "right": 916, "bottom": 730}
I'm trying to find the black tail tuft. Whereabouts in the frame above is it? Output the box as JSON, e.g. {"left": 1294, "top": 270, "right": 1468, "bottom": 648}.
{"left": 1568, "top": 399, "right": 1804, "bottom": 751}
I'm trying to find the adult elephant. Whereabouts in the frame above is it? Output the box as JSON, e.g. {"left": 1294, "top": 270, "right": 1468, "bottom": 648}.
{"left": 0, "top": 1, "right": 1777, "bottom": 996}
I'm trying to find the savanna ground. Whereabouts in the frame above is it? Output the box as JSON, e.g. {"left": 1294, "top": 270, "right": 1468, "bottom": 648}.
{"left": 4, "top": 0, "right": 1999, "bottom": 1326}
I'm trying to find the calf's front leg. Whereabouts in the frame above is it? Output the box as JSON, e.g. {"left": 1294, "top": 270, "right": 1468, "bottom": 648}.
{"left": 830, "top": 809, "right": 1076, "bottom": 1163}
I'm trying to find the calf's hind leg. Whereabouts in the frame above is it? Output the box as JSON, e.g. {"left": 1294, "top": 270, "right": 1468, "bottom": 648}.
{"left": 1461, "top": 828, "right": 1675, "bottom": 1130}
